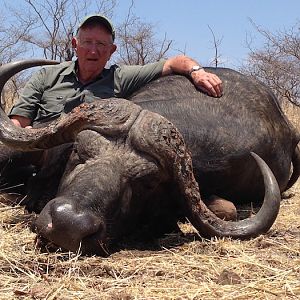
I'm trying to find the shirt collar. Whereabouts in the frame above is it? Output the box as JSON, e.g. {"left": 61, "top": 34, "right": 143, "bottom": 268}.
{"left": 60, "top": 60, "right": 77, "bottom": 76}
{"left": 60, "top": 59, "right": 107, "bottom": 82}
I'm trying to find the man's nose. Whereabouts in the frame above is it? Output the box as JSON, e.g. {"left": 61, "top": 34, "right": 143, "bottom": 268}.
{"left": 88, "top": 43, "right": 98, "bottom": 53}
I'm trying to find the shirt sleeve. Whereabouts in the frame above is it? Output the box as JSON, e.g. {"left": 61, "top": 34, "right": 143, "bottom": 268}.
{"left": 114, "top": 59, "right": 166, "bottom": 98}
{"left": 8, "top": 68, "right": 46, "bottom": 120}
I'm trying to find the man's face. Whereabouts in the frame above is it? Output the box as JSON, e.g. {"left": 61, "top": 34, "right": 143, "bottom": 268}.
{"left": 72, "top": 25, "right": 117, "bottom": 80}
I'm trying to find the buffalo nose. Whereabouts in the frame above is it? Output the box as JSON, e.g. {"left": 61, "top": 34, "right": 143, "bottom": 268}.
{"left": 35, "top": 197, "right": 104, "bottom": 253}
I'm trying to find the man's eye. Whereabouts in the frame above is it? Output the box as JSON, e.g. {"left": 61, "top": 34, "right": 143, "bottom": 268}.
{"left": 81, "top": 40, "right": 109, "bottom": 49}
{"left": 83, "top": 41, "right": 93, "bottom": 46}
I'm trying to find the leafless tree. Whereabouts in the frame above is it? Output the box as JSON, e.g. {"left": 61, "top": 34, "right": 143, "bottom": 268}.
{"left": 207, "top": 25, "right": 223, "bottom": 68}
{"left": 0, "top": 18, "right": 30, "bottom": 63}
{"left": 0, "top": 15, "right": 34, "bottom": 111}
{"left": 242, "top": 19, "right": 300, "bottom": 106}
{"left": 114, "top": 1, "right": 172, "bottom": 65}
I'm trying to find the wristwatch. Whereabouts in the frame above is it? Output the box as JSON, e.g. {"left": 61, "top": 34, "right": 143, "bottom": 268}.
{"left": 189, "top": 65, "right": 203, "bottom": 76}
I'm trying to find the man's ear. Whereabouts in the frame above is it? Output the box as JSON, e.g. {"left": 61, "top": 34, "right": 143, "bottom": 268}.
{"left": 109, "top": 44, "right": 117, "bottom": 58}
{"left": 71, "top": 37, "right": 78, "bottom": 50}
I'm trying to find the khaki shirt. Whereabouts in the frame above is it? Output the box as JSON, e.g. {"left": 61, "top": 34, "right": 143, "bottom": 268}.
{"left": 9, "top": 60, "right": 165, "bottom": 124}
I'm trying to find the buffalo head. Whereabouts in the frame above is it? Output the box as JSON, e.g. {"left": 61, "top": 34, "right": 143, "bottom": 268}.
{"left": 0, "top": 60, "right": 281, "bottom": 255}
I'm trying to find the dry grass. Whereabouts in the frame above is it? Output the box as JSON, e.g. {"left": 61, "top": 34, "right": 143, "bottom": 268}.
{"left": 0, "top": 105, "right": 299, "bottom": 300}
{"left": 0, "top": 184, "right": 299, "bottom": 300}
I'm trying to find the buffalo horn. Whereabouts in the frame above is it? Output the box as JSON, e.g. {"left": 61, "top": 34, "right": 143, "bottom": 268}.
{"left": 129, "top": 111, "right": 281, "bottom": 239}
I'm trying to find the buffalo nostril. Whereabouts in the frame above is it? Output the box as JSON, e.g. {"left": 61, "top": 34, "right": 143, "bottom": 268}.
{"left": 35, "top": 198, "right": 104, "bottom": 252}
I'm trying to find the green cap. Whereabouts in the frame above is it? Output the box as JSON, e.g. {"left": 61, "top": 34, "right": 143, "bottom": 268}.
{"left": 77, "top": 14, "right": 115, "bottom": 41}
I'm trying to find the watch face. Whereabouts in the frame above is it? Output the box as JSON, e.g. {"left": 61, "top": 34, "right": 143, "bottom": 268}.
{"left": 190, "top": 65, "right": 202, "bottom": 75}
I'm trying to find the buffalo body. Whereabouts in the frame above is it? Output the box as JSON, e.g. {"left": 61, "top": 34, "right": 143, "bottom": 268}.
{"left": 0, "top": 61, "right": 297, "bottom": 255}
{"left": 129, "top": 69, "right": 300, "bottom": 203}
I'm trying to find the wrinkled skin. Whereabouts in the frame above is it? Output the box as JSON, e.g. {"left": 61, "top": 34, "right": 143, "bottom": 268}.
{"left": 0, "top": 60, "right": 296, "bottom": 256}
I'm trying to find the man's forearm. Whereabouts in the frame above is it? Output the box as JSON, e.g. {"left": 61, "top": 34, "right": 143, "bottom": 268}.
{"left": 161, "top": 55, "right": 201, "bottom": 76}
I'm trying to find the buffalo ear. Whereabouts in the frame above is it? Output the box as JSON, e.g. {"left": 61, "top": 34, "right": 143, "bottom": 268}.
{"left": 128, "top": 110, "right": 198, "bottom": 195}
{"left": 126, "top": 152, "right": 167, "bottom": 190}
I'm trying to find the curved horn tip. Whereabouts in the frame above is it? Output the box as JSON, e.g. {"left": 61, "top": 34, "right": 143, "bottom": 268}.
{"left": 250, "top": 151, "right": 260, "bottom": 161}
{"left": 188, "top": 151, "right": 281, "bottom": 240}
{"left": 250, "top": 151, "right": 272, "bottom": 171}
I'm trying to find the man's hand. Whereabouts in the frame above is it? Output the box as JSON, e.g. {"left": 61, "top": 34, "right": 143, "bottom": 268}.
{"left": 190, "top": 68, "right": 223, "bottom": 97}
{"left": 10, "top": 115, "right": 32, "bottom": 128}
{"left": 162, "top": 55, "right": 223, "bottom": 98}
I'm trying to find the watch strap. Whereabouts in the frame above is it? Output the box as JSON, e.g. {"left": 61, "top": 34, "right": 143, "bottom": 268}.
{"left": 189, "top": 65, "right": 203, "bottom": 76}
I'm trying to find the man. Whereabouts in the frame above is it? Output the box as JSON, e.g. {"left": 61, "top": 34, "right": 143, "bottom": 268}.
{"left": 9, "top": 14, "right": 222, "bottom": 128}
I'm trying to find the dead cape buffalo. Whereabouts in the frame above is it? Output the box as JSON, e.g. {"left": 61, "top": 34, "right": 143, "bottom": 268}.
{"left": 0, "top": 60, "right": 298, "bottom": 256}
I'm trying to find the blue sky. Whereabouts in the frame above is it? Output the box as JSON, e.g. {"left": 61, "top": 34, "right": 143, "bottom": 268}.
{"left": 113, "top": 0, "right": 300, "bottom": 68}
{"left": 5, "top": 0, "right": 300, "bottom": 68}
